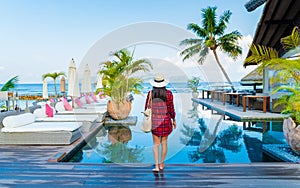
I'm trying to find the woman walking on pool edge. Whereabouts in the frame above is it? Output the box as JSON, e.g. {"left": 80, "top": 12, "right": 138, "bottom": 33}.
{"left": 145, "top": 74, "right": 176, "bottom": 172}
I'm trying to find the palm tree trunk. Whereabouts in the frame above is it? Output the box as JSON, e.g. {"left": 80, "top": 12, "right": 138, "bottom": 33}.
{"left": 212, "top": 50, "right": 235, "bottom": 91}
{"left": 54, "top": 79, "right": 57, "bottom": 97}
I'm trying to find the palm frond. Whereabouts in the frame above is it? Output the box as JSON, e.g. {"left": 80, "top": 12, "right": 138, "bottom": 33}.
{"left": 187, "top": 24, "right": 207, "bottom": 38}
{"left": 215, "top": 10, "right": 232, "bottom": 36}
{"left": 1, "top": 76, "right": 19, "bottom": 91}
{"left": 180, "top": 38, "right": 203, "bottom": 46}
{"left": 245, "top": 44, "right": 279, "bottom": 65}
{"left": 272, "top": 85, "right": 299, "bottom": 94}
{"left": 198, "top": 46, "right": 209, "bottom": 64}
{"left": 281, "top": 26, "right": 300, "bottom": 51}
{"left": 219, "top": 30, "right": 242, "bottom": 59}
{"left": 42, "top": 72, "right": 66, "bottom": 81}
{"left": 180, "top": 43, "right": 204, "bottom": 62}
{"left": 202, "top": 6, "right": 217, "bottom": 34}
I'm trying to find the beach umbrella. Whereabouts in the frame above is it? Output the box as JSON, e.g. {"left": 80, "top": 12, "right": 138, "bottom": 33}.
{"left": 96, "top": 72, "right": 103, "bottom": 90}
{"left": 60, "top": 76, "right": 66, "bottom": 93}
{"left": 68, "top": 58, "right": 80, "bottom": 100}
{"left": 42, "top": 80, "right": 49, "bottom": 99}
{"left": 81, "top": 64, "right": 92, "bottom": 94}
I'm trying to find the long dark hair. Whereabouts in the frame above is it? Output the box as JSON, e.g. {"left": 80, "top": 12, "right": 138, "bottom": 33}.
{"left": 152, "top": 87, "right": 167, "bottom": 102}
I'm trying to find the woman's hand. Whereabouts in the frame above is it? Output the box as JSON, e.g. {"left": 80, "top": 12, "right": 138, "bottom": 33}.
{"left": 173, "top": 119, "right": 176, "bottom": 129}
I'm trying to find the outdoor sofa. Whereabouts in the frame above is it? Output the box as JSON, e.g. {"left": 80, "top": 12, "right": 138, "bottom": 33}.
{"left": 0, "top": 113, "right": 83, "bottom": 145}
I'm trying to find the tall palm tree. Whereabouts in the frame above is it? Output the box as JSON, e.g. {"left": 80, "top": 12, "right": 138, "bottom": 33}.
{"left": 180, "top": 6, "right": 242, "bottom": 91}
{"left": 42, "top": 72, "right": 66, "bottom": 97}
{"left": 1, "top": 76, "right": 19, "bottom": 91}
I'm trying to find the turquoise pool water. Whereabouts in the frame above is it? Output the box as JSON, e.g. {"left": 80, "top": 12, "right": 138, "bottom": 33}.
{"left": 68, "top": 93, "right": 286, "bottom": 164}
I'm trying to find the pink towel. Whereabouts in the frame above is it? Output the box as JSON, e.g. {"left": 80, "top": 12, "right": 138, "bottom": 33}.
{"left": 75, "top": 98, "right": 83, "bottom": 108}
{"left": 63, "top": 98, "right": 73, "bottom": 111}
{"left": 85, "top": 95, "right": 91, "bottom": 104}
{"left": 91, "top": 93, "right": 98, "bottom": 102}
{"left": 45, "top": 103, "right": 54, "bottom": 117}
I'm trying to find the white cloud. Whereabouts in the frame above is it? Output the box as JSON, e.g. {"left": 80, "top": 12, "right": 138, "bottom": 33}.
{"left": 217, "top": 35, "right": 258, "bottom": 82}
{"left": 156, "top": 35, "right": 258, "bottom": 83}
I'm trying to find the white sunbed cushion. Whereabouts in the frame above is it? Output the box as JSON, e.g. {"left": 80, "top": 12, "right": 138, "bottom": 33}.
{"left": 1, "top": 122, "right": 82, "bottom": 133}
{"left": 55, "top": 101, "right": 66, "bottom": 112}
{"left": 80, "top": 97, "right": 86, "bottom": 104}
{"left": 2, "top": 113, "right": 36, "bottom": 128}
{"left": 35, "top": 114, "right": 98, "bottom": 122}
{"left": 33, "top": 108, "right": 47, "bottom": 118}
{"left": 36, "top": 101, "right": 46, "bottom": 107}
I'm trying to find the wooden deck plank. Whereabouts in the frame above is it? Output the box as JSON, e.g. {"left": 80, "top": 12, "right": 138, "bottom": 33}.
{"left": 0, "top": 163, "right": 299, "bottom": 187}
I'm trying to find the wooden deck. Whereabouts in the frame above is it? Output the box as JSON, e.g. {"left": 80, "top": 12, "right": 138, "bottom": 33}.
{"left": 192, "top": 98, "right": 288, "bottom": 122}
{"left": 0, "top": 162, "right": 299, "bottom": 187}
{"left": 0, "top": 123, "right": 299, "bottom": 187}
{"left": 0, "top": 111, "right": 299, "bottom": 187}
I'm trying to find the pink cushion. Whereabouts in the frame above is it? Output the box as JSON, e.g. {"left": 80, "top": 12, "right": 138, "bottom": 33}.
{"left": 75, "top": 98, "right": 83, "bottom": 108}
{"left": 45, "top": 104, "right": 54, "bottom": 117}
{"left": 63, "top": 98, "right": 73, "bottom": 111}
{"left": 91, "top": 93, "right": 98, "bottom": 102}
{"left": 85, "top": 95, "right": 91, "bottom": 104}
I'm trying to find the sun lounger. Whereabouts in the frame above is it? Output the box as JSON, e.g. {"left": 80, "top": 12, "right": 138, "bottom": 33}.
{"left": 56, "top": 107, "right": 107, "bottom": 122}
{"left": 0, "top": 122, "right": 82, "bottom": 145}
{"left": 35, "top": 114, "right": 98, "bottom": 133}
{"left": 0, "top": 113, "right": 83, "bottom": 145}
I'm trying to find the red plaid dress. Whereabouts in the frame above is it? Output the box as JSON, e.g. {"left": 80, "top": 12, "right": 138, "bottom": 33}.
{"left": 145, "top": 89, "right": 176, "bottom": 137}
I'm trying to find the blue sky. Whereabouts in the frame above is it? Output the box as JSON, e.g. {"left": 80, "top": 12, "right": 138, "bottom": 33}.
{"left": 0, "top": 0, "right": 264, "bottom": 83}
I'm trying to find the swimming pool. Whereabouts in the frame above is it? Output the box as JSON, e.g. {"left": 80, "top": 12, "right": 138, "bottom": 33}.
{"left": 68, "top": 93, "right": 286, "bottom": 164}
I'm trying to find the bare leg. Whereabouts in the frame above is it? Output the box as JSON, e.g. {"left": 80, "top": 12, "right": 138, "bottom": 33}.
{"left": 160, "top": 136, "right": 168, "bottom": 170}
{"left": 152, "top": 134, "right": 160, "bottom": 171}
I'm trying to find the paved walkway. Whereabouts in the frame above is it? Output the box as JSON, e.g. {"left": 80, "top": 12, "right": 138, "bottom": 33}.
{"left": 192, "top": 98, "right": 287, "bottom": 121}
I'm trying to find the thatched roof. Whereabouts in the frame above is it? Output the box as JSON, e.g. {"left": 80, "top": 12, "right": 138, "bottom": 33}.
{"left": 240, "top": 67, "right": 263, "bottom": 86}
{"left": 244, "top": 0, "right": 300, "bottom": 66}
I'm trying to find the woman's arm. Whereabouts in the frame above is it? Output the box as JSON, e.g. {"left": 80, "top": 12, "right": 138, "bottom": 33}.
{"left": 144, "top": 91, "right": 151, "bottom": 110}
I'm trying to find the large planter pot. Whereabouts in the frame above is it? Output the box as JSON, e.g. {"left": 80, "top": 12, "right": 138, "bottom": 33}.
{"left": 107, "top": 100, "right": 132, "bottom": 120}
{"left": 283, "top": 117, "right": 300, "bottom": 155}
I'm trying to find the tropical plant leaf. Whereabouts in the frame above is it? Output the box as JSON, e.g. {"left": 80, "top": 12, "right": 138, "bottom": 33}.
{"left": 244, "top": 44, "right": 278, "bottom": 65}
{"left": 201, "top": 6, "right": 217, "bottom": 33}
{"left": 180, "top": 43, "right": 204, "bottom": 63}
{"left": 215, "top": 10, "right": 231, "bottom": 36}
{"left": 281, "top": 26, "right": 300, "bottom": 51}
{"left": 100, "top": 49, "right": 152, "bottom": 103}
{"left": 1, "top": 76, "right": 19, "bottom": 91}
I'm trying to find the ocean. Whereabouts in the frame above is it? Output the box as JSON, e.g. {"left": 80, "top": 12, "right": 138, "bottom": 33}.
{"left": 0, "top": 82, "right": 255, "bottom": 109}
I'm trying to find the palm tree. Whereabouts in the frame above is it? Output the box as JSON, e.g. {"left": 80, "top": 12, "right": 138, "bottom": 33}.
{"left": 42, "top": 72, "right": 66, "bottom": 97}
{"left": 99, "top": 48, "right": 152, "bottom": 119}
{"left": 180, "top": 6, "right": 242, "bottom": 91}
{"left": 1, "top": 76, "right": 19, "bottom": 91}
{"left": 99, "top": 49, "right": 153, "bottom": 104}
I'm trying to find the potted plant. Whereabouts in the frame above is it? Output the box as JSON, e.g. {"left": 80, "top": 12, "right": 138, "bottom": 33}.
{"left": 187, "top": 77, "right": 200, "bottom": 98}
{"left": 245, "top": 26, "right": 300, "bottom": 154}
{"left": 98, "top": 49, "right": 152, "bottom": 120}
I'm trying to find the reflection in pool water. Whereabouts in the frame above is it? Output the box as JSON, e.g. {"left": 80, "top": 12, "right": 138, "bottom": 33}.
{"left": 68, "top": 93, "right": 285, "bottom": 163}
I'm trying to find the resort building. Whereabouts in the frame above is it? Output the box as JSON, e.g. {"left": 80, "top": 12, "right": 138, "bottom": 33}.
{"left": 244, "top": 0, "right": 300, "bottom": 103}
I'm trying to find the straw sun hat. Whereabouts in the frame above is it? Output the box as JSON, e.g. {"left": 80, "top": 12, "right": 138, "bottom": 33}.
{"left": 149, "top": 74, "right": 169, "bottom": 88}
